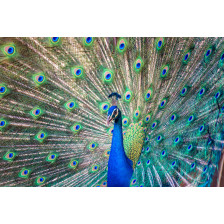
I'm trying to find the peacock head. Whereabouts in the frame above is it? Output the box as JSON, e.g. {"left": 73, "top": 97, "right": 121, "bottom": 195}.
{"left": 106, "top": 106, "right": 121, "bottom": 126}
{"left": 106, "top": 92, "right": 122, "bottom": 126}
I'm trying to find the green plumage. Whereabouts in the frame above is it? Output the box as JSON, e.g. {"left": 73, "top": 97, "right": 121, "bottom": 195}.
{"left": 0, "top": 37, "right": 224, "bottom": 187}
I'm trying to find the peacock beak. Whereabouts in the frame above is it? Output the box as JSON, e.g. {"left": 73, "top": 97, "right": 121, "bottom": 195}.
{"left": 106, "top": 115, "right": 113, "bottom": 126}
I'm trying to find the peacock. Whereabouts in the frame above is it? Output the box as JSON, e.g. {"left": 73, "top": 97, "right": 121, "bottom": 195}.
{"left": 0, "top": 37, "right": 224, "bottom": 187}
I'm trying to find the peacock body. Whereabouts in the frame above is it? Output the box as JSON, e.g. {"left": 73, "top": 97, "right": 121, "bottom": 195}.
{"left": 0, "top": 37, "right": 224, "bottom": 187}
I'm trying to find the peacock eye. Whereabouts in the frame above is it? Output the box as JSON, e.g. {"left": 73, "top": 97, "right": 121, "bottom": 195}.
{"left": 158, "top": 40, "right": 162, "bottom": 48}
{"left": 7, "top": 47, "right": 14, "bottom": 54}
{"left": 86, "top": 37, "right": 92, "bottom": 44}
{"left": 33, "top": 73, "right": 46, "bottom": 86}
{"left": 50, "top": 37, "right": 61, "bottom": 44}
{"left": 134, "top": 58, "right": 143, "bottom": 72}
{"left": 119, "top": 43, "right": 125, "bottom": 50}
{"left": 206, "top": 49, "right": 211, "bottom": 57}
{"left": 0, "top": 86, "right": 6, "bottom": 93}
{"left": 145, "top": 88, "right": 153, "bottom": 101}
{"left": 117, "top": 38, "right": 127, "bottom": 53}
{"left": 156, "top": 38, "right": 164, "bottom": 50}
{"left": 136, "top": 63, "right": 141, "bottom": 69}
{"left": 52, "top": 37, "right": 59, "bottom": 42}
{"left": 221, "top": 53, "right": 224, "bottom": 61}
{"left": 3, "top": 45, "right": 16, "bottom": 56}
{"left": 215, "top": 91, "right": 220, "bottom": 99}
{"left": 84, "top": 37, "right": 94, "bottom": 46}
{"left": 38, "top": 76, "right": 44, "bottom": 82}
{"left": 36, "top": 131, "right": 47, "bottom": 142}
{"left": 160, "top": 65, "right": 169, "bottom": 78}
{"left": 188, "top": 144, "right": 193, "bottom": 151}
{"left": 161, "top": 150, "right": 166, "bottom": 156}
{"left": 199, "top": 125, "right": 204, "bottom": 132}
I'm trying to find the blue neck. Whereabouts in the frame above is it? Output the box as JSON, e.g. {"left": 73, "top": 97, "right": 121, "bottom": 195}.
{"left": 107, "top": 116, "right": 133, "bottom": 187}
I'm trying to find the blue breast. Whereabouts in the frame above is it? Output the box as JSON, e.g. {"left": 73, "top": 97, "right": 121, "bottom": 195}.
{"left": 107, "top": 116, "right": 133, "bottom": 187}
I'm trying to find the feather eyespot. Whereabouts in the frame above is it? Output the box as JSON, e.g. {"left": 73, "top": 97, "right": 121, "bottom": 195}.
{"left": 160, "top": 65, "right": 169, "bottom": 78}
{"left": 0, "top": 120, "right": 6, "bottom": 127}
{"left": 49, "top": 37, "right": 61, "bottom": 45}
{"left": 219, "top": 52, "right": 224, "bottom": 66}
{"left": 19, "top": 168, "right": 31, "bottom": 178}
{"left": 145, "top": 88, "right": 153, "bottom": 101}
{"left": 198, "top": 88, "right": 205, "bottom": 96}
{"left": 104, "top": 149, "right": 110, "bottom": 157}
{"left": 134, "top": 109, "right": 141, "bottom": 120}
{"left": 100, "top": 102, "right": 110, "bottom": 113}
{"left": 198, "top": 124, "right": 206, "bottom": 135}
{"left": 124, "top": 90, "right": 132, "bottom": 102}
{"left": 203, "top": 166, "right": 208, "bottom": 173}
{"left": 65, "top": 99, "right": 77, "bottom": 111}
{"left": 156, "top": 38, "right": 164, "bottom": 50}
{"left": 174, "top": 136, "right": 181, "bottom": 145}
{"left": 88, "top": 142, "right": 98, "bottom": 151}
{"left": 205, "top": 49, "right": 211, "bottom": 57}
{"left": 33, "top": 73, "right": 46, "bottom": 86}
{"left": 159, "top": 98, "right": 167, "bottom": 109}
{"left": 83, "top": 37, "right": 94, "bottom": 46}
{"left": 157, "top": 135, "right": 163, "bottom": 143}
{"left": 2, "top": 45, "right": 16, "bottom": 57}
{"left": 0, "top": 86, "right": 6, "bottom": 94}
{"left": 144, "top": 114, "right": 151, "bottom": 123}
{"left": 131, "top": 179, "right": 137, "bottom": 185}
{"left": 215, "top": 91, "right": 221, "bottom": 99}
{"left": 134, "top": 57, "right": 143, "bottom": 73}
{"left": 180, "top": 86, "right": 188, "bottom": 96}
{"left": 170, "top": 114, "right": 177, "bottom": 123}
{"left": 101, "top": 181, "right": 107, "bottom": 187}
{"left": 0, "top": 83, "right": 10, "bottom": 98}
{"left": 91, "top": 164, "right": 99, "bottom": 173}
{"left": 35, "top": 131, "right": 47, "bottom": 143}
{"left": 204, "top": 47, "right": 212, "bottom": 62}
{"left": 52, "top": 37, "right": 59, "bottom": 42}
{"left": 72, "top": 66, "right": 84, "bottom": 79}
{"left": 3, "top": 151, "right": 16, "bottom": 161}
{"left": 117, "top": 38, "right": 128, "bottom": 53}
{"left": 151, "top": 121, "right": 158, "bottom": 129}
{"left": 30, "top": 107, "right": 43, "bottom": 119}
{"left": 187, "top": 144, "right": 193, "bottom": 152}
{"left": 35, "top": 176, "right": 46, "bottom": 185}
{"left": 190, "top": 162, "right": 196, "bottom": 170}
{"left": 71, "top": 123, "right": 82, "bottom": 134}
{"left": 102, "top": 69, "right": 113, "bottom": 83}
{"left": 161, "top": 150, "right": 166, "bottom": 157}
{"left": 187, "top": 115, "right": 195, "bottom": 124}
{"left": 122, "top": 117, "right": 129, "bottom": 126}
{"left": 68, "top": 159, "right": 78, "bottom": 169}
{"left": 183, "top": 52, "right": 191, "bottom": 64}
{"left": 221, "top": 53, "right": 224, "bottom": 61}
{"left": 46, "top": 153, "right": 58, "bottom": 163}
